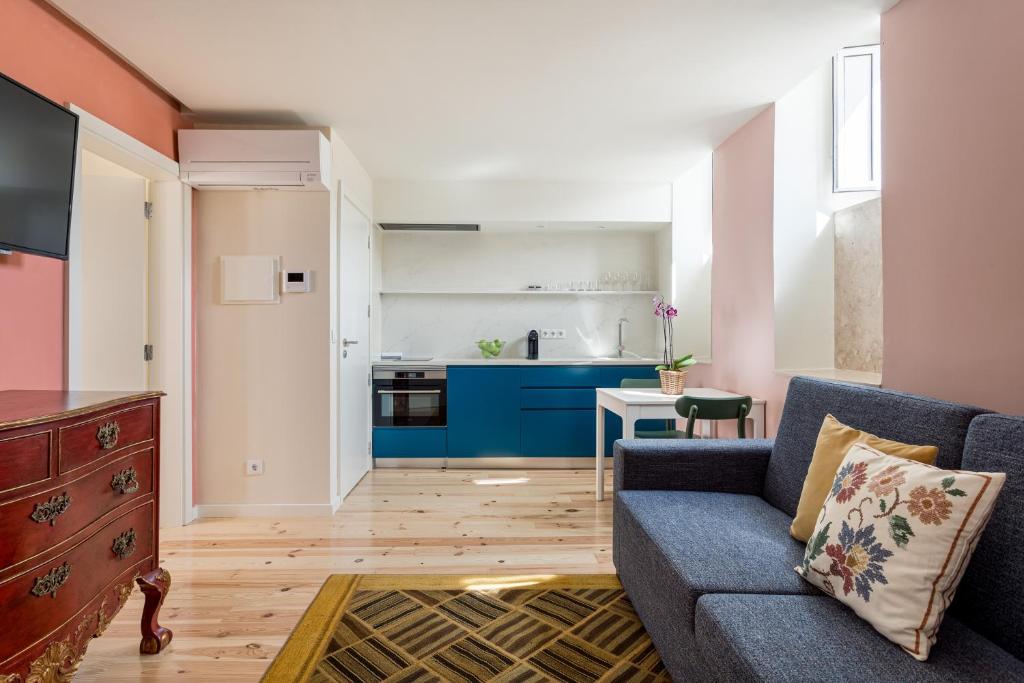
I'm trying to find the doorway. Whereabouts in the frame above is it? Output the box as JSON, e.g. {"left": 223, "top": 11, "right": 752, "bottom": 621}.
{"left": 335, "top": 193, "right": 372, "bottom": 501}
{"left": 66, "top": 105, "right": 193, "bottom": 528}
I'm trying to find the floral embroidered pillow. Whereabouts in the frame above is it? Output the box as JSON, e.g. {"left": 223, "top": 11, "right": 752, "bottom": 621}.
{"left": 796, "top": 443, "right": 1005, "bottom": 661}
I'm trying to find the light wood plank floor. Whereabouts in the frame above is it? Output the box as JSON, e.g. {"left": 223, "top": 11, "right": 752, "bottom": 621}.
{"left": 78, "top": 469, "right": 614, "bottom": 681}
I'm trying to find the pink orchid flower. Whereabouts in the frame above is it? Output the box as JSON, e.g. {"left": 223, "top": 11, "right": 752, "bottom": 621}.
{"left": 666, "top": 306, "right": 678, "bottom": 318}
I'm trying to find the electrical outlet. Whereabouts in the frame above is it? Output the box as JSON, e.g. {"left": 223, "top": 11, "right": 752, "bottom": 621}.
{"left": 553, "top": 329, "right": 566, "bottom": 339}
{"left": 245, "top": 459, "right": 264, "bottom": 476}
{"left": 541, "top": 329, "right": 554, "bottom": 339}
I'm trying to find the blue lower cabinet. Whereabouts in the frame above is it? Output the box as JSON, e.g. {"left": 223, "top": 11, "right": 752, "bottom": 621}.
{"left": 520, "top": 388, "right": 595, "bottom": 410}
{"left": 373, "top": 427, "right": 447, "bottom": 458}
{"left": 447, "top": 366, "right": 522, "bottom": 457}
{"left": 599, "top": 365, "right": 660, "bottom": 387}
{"left": 521, "top": 366, "right": 603, "bottom": 388}
{"left": 521, "top": 410, "right": 596, "bottom": 456}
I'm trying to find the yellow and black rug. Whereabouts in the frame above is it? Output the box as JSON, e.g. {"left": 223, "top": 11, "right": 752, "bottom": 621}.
{"left": 262, "top": 575, "right": 669, "bottom": 683}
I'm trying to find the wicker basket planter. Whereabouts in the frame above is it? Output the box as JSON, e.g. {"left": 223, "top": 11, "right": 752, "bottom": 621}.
{"left": 659, "top": 369, "right": 687, "bottom": 395}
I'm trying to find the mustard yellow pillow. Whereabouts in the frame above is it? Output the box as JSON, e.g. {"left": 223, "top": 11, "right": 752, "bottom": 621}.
{"left": 789, "top": 414, "right": 938, "bottom": 542}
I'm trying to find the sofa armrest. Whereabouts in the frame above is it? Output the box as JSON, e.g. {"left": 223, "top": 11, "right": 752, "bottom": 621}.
{"left": 613, "top": 438, "right": 774, "bottom": 495}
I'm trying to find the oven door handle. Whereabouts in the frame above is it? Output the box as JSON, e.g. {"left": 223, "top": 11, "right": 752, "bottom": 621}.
{"left": 377, "top": 389, "right": 442, "bottom": 394}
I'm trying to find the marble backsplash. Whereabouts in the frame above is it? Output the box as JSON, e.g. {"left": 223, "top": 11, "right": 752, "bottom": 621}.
{"left": 380, "top": 292, "right": 661, "bottom": 360}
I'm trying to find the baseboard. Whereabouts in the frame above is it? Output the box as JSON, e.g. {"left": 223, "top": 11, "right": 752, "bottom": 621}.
{"left": 194, "top": 503, "right": 338, "bottom": 518}
{"left": 374, "top": 457, "right": 614, "bottom": 469}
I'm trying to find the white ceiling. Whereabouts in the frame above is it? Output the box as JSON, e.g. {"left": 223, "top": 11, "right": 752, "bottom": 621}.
{"left": 51, "top": 0, "right": 893, "bottom": 182}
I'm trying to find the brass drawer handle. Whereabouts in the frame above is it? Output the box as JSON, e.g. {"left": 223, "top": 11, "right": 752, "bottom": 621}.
{"left": 112, "top": 528, "right": 137, "bottom": 560}
{"left": 110, "top": 467, "right": 140, "bottom": 495}
{"left": 97, "top": 421, "right": 121, "bottom": 450}
{"left": 31, "top": 562, "right": 72, "bottom": 598}
{"left": 30, "top": 492, "right": 72, "bottom": 526}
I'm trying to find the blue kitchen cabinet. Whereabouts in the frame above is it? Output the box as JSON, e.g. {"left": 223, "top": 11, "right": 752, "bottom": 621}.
{"left": 520, "top": 366, "right": 603, "bottom": 388}
{"left": 447, "top": 366, "right": 522, "bottom": 457}
{"left": 373, "top": 427, "right": 447, "bottom": 458}
{"left": 520, "top": 388, "right": 594, "bottom": 410}
{"left": 521, "top": 409, "right": 596, "bottom": 456}
{"left": 518, "top": 364, "right": 661, "bottom": 457}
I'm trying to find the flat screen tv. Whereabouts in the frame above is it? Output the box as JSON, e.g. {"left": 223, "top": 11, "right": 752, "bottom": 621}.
{"left": 0, "top": 71, "right": 79, "bottom": 260}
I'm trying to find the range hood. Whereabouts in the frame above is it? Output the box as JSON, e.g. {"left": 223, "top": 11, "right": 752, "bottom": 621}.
{"left": 377, "top": 223, "right": 480, "bottom": 232}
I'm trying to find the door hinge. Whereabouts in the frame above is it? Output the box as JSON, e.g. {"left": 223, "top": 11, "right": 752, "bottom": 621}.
{"left": 367, "top": 235, "right": 371, "bottom": 249}
{"left": 143, "top": 344, "right": 154, "bottom": 361}
{"left": 367, "top": 304, "right": 371, "bottom": 318}
{"left": 367, "top": 372, "right": 371, "bottom": 387}
{"left": 144, "top": 201, "right": 153, "bottom": 220}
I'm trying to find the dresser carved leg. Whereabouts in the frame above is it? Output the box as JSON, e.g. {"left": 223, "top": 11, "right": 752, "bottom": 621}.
{"left": 137, "top": 568, "right": 173, "bottom": 654}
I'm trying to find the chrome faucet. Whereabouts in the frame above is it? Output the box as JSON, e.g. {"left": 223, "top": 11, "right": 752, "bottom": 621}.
{"left": 617, "top": 318, "right": 629, "bottom": 358}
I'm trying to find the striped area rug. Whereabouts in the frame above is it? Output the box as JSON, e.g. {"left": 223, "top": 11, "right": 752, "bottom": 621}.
{"left": 262, "top": 575, "right": 669, "bottom": 683}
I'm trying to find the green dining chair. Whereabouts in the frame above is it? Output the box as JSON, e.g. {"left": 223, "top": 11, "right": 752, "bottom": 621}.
{"left": 619, "top": 378, "right": 678, "bottom": 438}
{"left": 676, "top": 395, "right": 753, "bottom": 439}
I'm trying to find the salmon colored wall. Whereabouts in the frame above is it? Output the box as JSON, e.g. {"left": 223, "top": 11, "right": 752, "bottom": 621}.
{"left": 0, "top": 0, "right": 188, "bottom": 390}
{"left": 688, "top": 106, "right": 791, "bottom": 435}
{"left": 881, "top": 0, "right": 1024, "bottom": 415}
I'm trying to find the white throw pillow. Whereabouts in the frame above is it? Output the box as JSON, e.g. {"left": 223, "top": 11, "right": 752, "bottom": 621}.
{"left": 796, "top": 442, "right": 1005, "bottom": 660}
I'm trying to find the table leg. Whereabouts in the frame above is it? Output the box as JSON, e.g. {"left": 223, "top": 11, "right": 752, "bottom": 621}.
{"left": 751, "top": 404, "right": 766, "bottom": 438}
{"left": 596, "top": 404, "right": 606, "bottom": 502}
{"left": 622, "top": 410, "right": 636, "bottom": 440}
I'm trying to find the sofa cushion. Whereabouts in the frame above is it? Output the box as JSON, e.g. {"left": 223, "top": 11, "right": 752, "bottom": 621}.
{"left": 695, "top": 593, "right": 1024, "bottom": 682}
{"left": 789, "top": 413, "right": 938, "bottom": 542}
{"left": 796, "top": 443, "right": 1006, "bottom": 661}
{"left": 950, "top": 414, "right": 1024, "bottom": 661}
{"left": 766, "top": 377, "right": 988, "bottom": 517}
{"left": 614, "top": 490, "right": 816, "bottom": 681}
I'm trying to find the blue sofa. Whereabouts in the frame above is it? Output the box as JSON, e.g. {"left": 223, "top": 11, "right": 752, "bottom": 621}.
{"left": 613, "top": 377, "right": 1024, "bottom": 681}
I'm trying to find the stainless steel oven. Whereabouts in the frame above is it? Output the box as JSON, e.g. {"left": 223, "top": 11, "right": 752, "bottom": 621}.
{"left": 372, "top": 366, "right": 447, "bottom": 427}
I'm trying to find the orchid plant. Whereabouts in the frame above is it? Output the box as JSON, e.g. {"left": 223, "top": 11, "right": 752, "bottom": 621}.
{"left": 653, "top": 295, "right": 696, "bottom": 372}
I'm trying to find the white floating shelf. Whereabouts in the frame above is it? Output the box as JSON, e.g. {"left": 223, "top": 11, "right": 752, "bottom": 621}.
{"left": 379, "top": 290, "right": 660, "bottom": 296}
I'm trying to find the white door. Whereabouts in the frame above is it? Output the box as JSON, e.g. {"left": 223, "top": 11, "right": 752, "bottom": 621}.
{"left": 337, "top": 195, "right": 372, "bottom": 498}
{"left": 70, "top": 152, "right": 148, "bottom": 391}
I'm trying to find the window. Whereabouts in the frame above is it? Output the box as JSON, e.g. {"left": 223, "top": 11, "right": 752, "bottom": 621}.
{"left": 833, "top": 44, "right": 881, "bottom": 192}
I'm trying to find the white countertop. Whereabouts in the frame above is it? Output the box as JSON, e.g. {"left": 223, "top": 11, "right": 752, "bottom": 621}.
{"left": 373, "top": 357, "right": 663, "bottom": 367}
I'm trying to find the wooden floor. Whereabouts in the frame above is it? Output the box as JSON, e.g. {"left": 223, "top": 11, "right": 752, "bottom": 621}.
{"left": 78, "top": 469, "right": 614, "bottom": 681}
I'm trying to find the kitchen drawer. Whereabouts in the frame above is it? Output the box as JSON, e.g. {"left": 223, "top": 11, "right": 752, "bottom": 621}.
{"left": 58, "top": 402, "right": 155, "bottom": 473}
{"left": 521, "top": 410, "right": 596, "bottom": 456}
{"left": 0, "top": 501, "right": 153, "bottom": 659}
{"left": 598, "top": 366, "right": 659, "bottom": 388}
{"left": 520, "top": 366, "right": 601, "bottom": 388}
{"left": 0, "top": 448, "right": 154, "bottom": 571}
{"left": 373, "top": 428, "right": 447, "bottom": 458}
{"left": 0, "top": 429, "right": 51, "bottom": 495}
{"left": 520, "top": 388, "right": 595, "bottom": 410}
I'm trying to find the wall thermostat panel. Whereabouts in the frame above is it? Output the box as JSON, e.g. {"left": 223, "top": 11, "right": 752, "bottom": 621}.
{"left": 281, "top": 270, "right": 311, "bottom": 293}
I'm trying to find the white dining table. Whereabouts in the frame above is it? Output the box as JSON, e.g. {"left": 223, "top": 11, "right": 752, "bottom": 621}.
{"left": 594, "top": 387, "right": 766, "bottom": 501}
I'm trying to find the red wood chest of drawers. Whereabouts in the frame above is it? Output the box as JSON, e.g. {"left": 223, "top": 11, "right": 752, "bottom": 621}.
{"left": 0, "top": 391, "right": 172, "bottom": 681}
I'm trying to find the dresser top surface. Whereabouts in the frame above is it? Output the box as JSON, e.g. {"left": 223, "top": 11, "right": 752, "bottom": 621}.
{"left": 0, "top": 390, "right": 163, "bottom": 430}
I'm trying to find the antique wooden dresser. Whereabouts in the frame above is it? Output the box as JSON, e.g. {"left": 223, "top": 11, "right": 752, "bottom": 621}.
{"left": 0, "top": 391, "right": 172, "bottom": 681}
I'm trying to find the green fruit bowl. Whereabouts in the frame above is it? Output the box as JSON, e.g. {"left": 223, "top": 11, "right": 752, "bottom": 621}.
{"left": 476, "top": 339, "right": 506, "bottom": 359}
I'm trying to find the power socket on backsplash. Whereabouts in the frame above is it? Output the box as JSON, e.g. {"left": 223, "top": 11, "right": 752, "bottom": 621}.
{"left": 540, "top": 329, "right": 566, "bottom": 340}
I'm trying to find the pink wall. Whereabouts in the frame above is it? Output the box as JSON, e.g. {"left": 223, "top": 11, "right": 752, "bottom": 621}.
{"left": 881, "top": 0, "right": 1024, "bottom": 415}
{"left": 0, "top": 0, "right": 188, "bottom": 390}
{"left": 688, "top": 106, "right": 792, "bottom": 435}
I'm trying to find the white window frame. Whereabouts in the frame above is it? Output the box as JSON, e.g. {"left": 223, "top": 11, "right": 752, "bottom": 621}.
{"left": 833, "top": 44, "right": 881, "bottom": 193}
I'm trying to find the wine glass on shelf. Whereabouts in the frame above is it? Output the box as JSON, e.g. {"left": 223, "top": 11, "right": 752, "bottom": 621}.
{"left": 629, "top": 272, "right": 640, "bottom": 292}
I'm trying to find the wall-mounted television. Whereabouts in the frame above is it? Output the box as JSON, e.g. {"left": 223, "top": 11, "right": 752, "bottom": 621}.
{"left": 0, "top": 71, "right": 79, "bottom": 260}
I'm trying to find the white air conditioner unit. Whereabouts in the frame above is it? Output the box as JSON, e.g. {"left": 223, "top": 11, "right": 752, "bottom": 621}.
{"left": 178, "top": 129, "right": 331, "bottom": 191}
